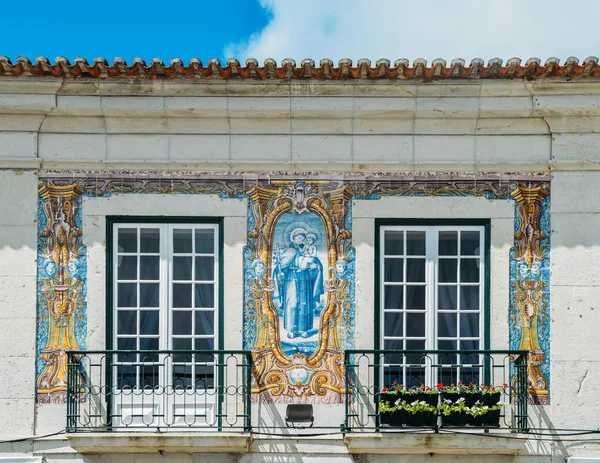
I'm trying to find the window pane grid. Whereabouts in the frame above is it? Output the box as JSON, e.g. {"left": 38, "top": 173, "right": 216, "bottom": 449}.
{"left": 381, "top": 225, "right": 485, "bottom": 386}
{"left": 114, "top": 223, "right": 218, "bottom": 394}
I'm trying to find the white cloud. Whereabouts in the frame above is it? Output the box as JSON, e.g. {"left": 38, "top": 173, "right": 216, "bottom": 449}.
{"left": 224, "top": 0, "right": 600, "bottom": 64}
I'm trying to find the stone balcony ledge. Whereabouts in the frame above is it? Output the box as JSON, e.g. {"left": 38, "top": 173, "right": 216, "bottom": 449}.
{"left": 344, "top": 432, "right": 551, "bottom": 456}
{"left": 66, "top": 432, "right": 251, "bottom": 454}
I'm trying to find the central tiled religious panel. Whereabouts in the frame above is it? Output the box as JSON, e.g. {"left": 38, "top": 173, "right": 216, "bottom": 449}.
{"left": 245, "top": 183, "right": 354, "bottom": 403}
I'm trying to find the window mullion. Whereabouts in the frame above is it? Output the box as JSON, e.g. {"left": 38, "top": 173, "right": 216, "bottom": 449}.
{"left": 426, "top": 227, "right": 437, "bottom": 352}
{"left": 161, "top": 224, "right": 170, "bottom": 351}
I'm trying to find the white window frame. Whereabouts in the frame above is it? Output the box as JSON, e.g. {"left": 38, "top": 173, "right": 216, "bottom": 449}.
{"left": 111, "top": 221, "right": 220, "bottom": 427}
{"left": 379, "top": 224, "right": 486, "bottom": 386}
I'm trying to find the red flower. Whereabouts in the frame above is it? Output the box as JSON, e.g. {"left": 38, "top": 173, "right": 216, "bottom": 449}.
{"left": 425, "top": 386, "right": 431, "bottom": 392}
{"left": 469, "top": 382, "right": 473, "bottom": 387}
{"left": 381, "top": 387, "right": 388, "bottom": 392}
{"left": 458, "top": 381, "right": 463, "bottom": 386}
{"left": 480, "top": 382, "right": 485, "bottom": 387}
{"left": 392, "top": 380, "right": 397, "bottom": 385}
{"left": 503, "top": 383, "right": 509, "bottom": 389}
{"left": 450, "top": 383, "right": 455, "bottom": 388}
{"left": 436, "top": 383, "right": 444, "bottom": 390}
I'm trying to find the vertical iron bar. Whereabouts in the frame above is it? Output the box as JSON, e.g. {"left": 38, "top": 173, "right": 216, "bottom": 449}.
{"left": 344, "top": 351, "right": 350, "bottom": 432}
{"left": 66, "top": 352, "right": 73, "bottom": 432}
{"left": 374, "top": 352, "right": 381, "bottom": 431}
{"left": 246, "top": 352, "right": 252, "bottom": 432}
{"left": 217, "top": 351, "right": 224, "bottom": 432}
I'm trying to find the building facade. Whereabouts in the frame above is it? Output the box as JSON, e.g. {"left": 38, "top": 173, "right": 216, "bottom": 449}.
{"left": 0, "top": 55, "right": 599, "bottom": 462}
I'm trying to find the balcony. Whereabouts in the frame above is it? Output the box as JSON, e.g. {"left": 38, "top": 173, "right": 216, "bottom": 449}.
{"left": 66, "top": 348, "right": 528, "bottom": 444}
{"left": 343, "top": 349, "right": 528, "bottom": 433}
{"left": 66, "top": 350, "right": 252, "bottom": 433}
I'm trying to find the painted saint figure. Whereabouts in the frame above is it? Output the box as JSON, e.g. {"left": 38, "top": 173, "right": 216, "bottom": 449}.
{"left": 273, "top": 228, "right": 324, "bottom": 339}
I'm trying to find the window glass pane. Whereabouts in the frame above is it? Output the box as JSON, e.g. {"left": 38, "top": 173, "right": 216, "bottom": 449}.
{"left": 195, "top": 256, "right": 215, "bottom": 281}
{"left": 117, "top": 365, "right": 136, "bottom": 389}
{"left": 140, "top": 256, "right": 160, "bottom": 280}
{"left": 118, "top": 283, "right": 137, "bottom": 307}
{"left": 173, "top": 229, "right": 193, "bottom": 253}
{"left": 404, "top": 366, "right": 426, "bottom": 387}
{"left": 172, "top": 339, "right": 192, "bottom": 363}
{"left": 140, "top": 228, "right": 160, "bottom": 253}
{"left": 173, "top": 283, "right": 192, "bottom": 308}
{"left": 406, "top": 312, "right": 425, "bottom": 337}
{"left": 460, "top": 339, "right": 479, "bottom": 351}
{"left": 139, "top": 348, "right": 159, "bottom": 364}
{"left": 406, "top": 231, "right": 425, "bottom": 255}
{"left": 384, "top": 286, "right": 403, "bottom": 311}
{"left": 438, "top": 258, "right": 457, "bottom": 283}
{"left": 405, "top": 339, "right": 426, "bottom": 369}
{"left": 195, "top": 311, "right": 215, "bottom": 335}
{"left": 140, "top": 365, "right": 160, "bottom": 389}
{"left": 460, "top": 231, "right": 480, "bottom": 256}
{"left": 405, "top": 286, "right": 425, "bottom": 310}
{"left": 438, "top": 313, "right": 457, "bottom": 337}
{"left": 460, "top": 312, "right": 480, "bottom": 337}
{"left": 406, "top": 258, "right": 425, "bottom": 282}
{"left": 117, "top": 337, "right": 137, "bottom": 351}
{"left": 384, "top": 231, "right": 404, "bottom": 255}
{"left": 438, "top": 340, "right": 457, "bottom": 351}
{"left": 118, "top": 228, "right": 137, "bottom": 253}
{"left": 139, "top": 283, "right": 159, "bottom": 307}
{"left": 383, "top": 339, "right": 403, "bottom": 350}
{"left": 383, "top": 258, "right": 403, "bottom": 282}
{"left": 406, "top": 339, "right": 425, "bottom": 351}
{"left": 460, "top": 286, "right": 480, "bottom": 311}
{"left": 438, "top": 286, "right": 457, "bottom": 311}
{"left": 173, "top": 256, "right": 192, "bottom": 281}
{"left": 118, "top": 256, "right": 137, "bottom": 280}
{"left": 195, "top": 365, "right": 215, "bottom": 389}
{"left": 384, "top": 312, "right": 403, "bottom": 337}
{"left": 438, "top": 341, "right": 458, "bottom": 377}
{"left": 194, "top": 337, "right": 215, "bottom": 351}
{"left": 173, "top": 311, "right": 192, "bottom": 335}
{"left": 195, "top": 284, "right": 215, "bottom": 308}
{"left": 438, "top": 231, "right": 458, "bottom": 255}
{"left": 459, "top": 351, "right": 480, "bottom": 365}
{"left": 173, "top": 365, "right": 192, "bottom": 389}
{"left": 460, "top": 259, "right": 480, "bottom": 282}
{"left": 139, "top": 337, "right": 159, "bottom": 351}
{"left": 195, "top": 229, "right": 215, "bottom": 254}
{"left": 140, "top": 310, "right": 159, "bottom": 335}
{"left": 117, "top": 310, "right": 137, "bottom": 335}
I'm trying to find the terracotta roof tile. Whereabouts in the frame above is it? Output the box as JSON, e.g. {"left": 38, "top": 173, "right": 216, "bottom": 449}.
{"left": 0, "top": 56, "right": 598, "bottom": 80}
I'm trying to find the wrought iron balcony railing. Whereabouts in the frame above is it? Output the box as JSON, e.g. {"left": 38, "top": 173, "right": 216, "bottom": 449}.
{"left": 66, "top": 350, "right": 252, "bottom": 432}
{"left": 67, "top": 349, "right": 528, "bottom": 433}
{"left": 343, "top": 350, "right": 529, "bottom": 433}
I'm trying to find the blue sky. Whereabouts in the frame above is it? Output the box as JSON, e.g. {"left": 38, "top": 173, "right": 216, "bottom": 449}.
{"left": 3, "top": 0, "right": 599, "bottom": 64}
{"left": 1, "top": 0, "right": 270, "bottom": 63}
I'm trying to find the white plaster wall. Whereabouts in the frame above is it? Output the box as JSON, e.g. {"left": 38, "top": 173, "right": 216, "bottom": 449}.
{"left": 550, "top": 169, "right": 600, "bottom": 439}
{"left": 0, "top": 170, "right": 38, "bottom": 436}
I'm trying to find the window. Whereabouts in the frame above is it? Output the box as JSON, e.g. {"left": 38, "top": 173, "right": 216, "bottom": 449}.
{"left": 378, "top": 223, "right": 488, "bottom": 386}
{"left": 110, "top": 221, "right": 220, "bottom": 425}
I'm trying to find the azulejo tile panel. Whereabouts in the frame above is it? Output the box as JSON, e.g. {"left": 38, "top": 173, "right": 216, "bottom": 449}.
{"left": 35, "top": 172, "right": 550, "bottom": 405}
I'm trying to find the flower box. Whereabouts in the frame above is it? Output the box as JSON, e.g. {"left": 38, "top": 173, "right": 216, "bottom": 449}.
{"left": 380, "top": 408, "right": 438, "bottom": 427}
{"left": 378, "top": 390, "right": 439, "bottom": 427}
{"left": 471, "top": 408, "right": 501, "bottom": 427}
